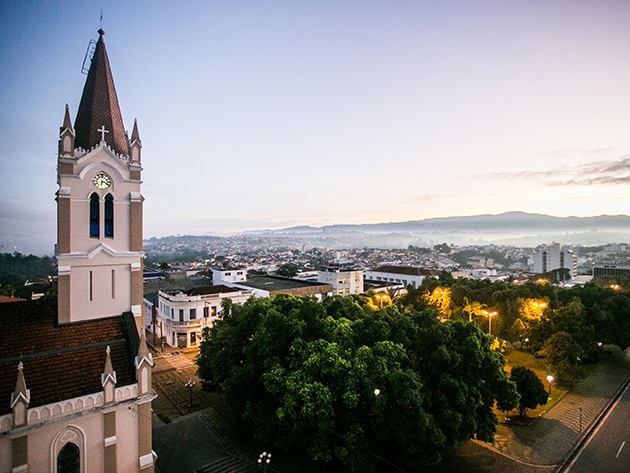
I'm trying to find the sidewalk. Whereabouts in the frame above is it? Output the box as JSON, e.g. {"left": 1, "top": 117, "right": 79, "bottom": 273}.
{"left": 476, "top": 346, "right": 630, "bottom": 468}
{"left": 144, "top": 328, "right": 200, "bottom": 356}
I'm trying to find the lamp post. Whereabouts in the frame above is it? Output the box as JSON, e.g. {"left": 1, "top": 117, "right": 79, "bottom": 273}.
{"left": 258, "top": 452, "right": 271, "bottom": 471}
{"left": 483, "top": 311, "right": 497, "bottom": 336}
{"left": 375, "top": 294, "right": 384, "bottom": 309}
{"left": 547, "top": 375, "right": 554, "bottom": 398}
{"left": 184, "top": 380, "right": 195, "bottom": 411}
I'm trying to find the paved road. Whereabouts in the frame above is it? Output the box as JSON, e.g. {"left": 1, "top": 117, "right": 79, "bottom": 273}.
{"left": 564, "top": 381, "right": 630, "bottom": 473}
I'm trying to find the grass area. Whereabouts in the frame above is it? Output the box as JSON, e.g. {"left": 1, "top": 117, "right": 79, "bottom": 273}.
{"left": 496, "top": 347, "right": 569, "bottom": 423}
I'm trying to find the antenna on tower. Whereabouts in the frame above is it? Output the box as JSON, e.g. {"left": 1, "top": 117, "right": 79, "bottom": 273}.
{"left": 100, "top": 10, "right": 103, "bottom": 29}
{"left": 81, "top": 39, "right": 97, "bottom": 74}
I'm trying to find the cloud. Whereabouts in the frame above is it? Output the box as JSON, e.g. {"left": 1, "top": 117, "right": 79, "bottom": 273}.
{"left": 482, "top": 154, "right": 630, "bottom": 188}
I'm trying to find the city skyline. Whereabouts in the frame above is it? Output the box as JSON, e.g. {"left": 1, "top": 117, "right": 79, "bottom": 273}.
{"left": 2, "top": 1, "right": 630, "bottom": 255}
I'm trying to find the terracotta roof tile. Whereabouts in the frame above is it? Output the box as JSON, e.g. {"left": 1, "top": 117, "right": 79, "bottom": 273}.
{"left": 0, "top": 298, "right": 137, "bottom": 415}
{"left": 0, "top": 295, "right": 25, "bottom": 303}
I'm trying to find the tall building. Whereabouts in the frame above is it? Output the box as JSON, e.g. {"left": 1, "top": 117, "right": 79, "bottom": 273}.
{"left": 0, "top": 29, "right": 155, "bottom": 472}
{"left": 317, "top": 267, "right": 364, "bottom": 295}
{"left": 57, "top": 29, "right": 144, "bottom": 332}
{"left": 533, "top": 242, "right": 577, "bottom": 277}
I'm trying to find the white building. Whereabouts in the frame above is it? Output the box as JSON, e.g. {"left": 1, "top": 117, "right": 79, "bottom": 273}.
{"left": 223, "top": 275, "right": 333, "bottom": 300}
{"left": 467, "top": 256, "right": 494, "bottom": 268}
{"left": 366, "top": 266, "right": 442, "bottom": 289}
{"left": 469, "top": 267, "right": 498, "bottom": 280}
{"left": 317, "top": 268, "right": 363, "bottom": 295}
{"left": 212, "top": 267, "right": 247, "bottom": 285}
{"left": 533, "top": 243, "right": 578, "bottom": 277}
{"left": 146, "top": 285, "right": 253, "bottom": 349}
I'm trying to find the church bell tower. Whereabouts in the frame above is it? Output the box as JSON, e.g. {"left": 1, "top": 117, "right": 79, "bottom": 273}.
{"left": 57, "top": 29, "right": 144, "bottom": 332}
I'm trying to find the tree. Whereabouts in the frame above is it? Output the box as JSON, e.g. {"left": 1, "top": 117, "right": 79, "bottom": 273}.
{"left": 197, "top": 294, "right": 518, "bottom": 472}
{"left": 462, "top": 297, "right": 487, "bottom": 322}
{"left": 539, "top": 331, "right": 582, "bottom": 381}
{"left": 276, "top": 263, "right": 298, "bottom": 278}
{"left": 510, "top": 366, "right": 548, "bottom": 417}
{"left": 434, "top": 243, "right": 452, "bottom": 254}
{"left": 158, "top": 262, "right": 170, "bottom": 271}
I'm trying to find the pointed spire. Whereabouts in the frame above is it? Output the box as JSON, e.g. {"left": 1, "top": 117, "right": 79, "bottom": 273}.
{"left": 129, "top": 118, "right": 142, "bottom": 164}
{"left": 136, "top": 329, "right": 152, "bottom": 367}
{"left": 74, "top": 29, "right": 129, "bottom": 156}
{"left": 131, "top": 119, "right": 141, "bottom": 143}
{"left": 62, "top": 104, "right": 73, "bottom": 131}
{"left": 11, "top": 362, "right": 31, "bottom": 427}
{"left": 11, "top": 361, "right": 31, "bottom": 408}
{"left": 135, "top": 329, "right": 153, "bottom": 396}
{"left": 101, "top": 345, "right": 117, "bottom": 387}
{"left": 59, "top": 104, "right": 76, "bottom": 156}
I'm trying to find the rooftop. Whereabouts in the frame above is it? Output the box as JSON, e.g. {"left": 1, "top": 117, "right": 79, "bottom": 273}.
{"left": 237, "top": 275, "right": 331, "bottom": 292}
{"left": 0, "top": 298, "right": 138, "bottom": 415}
{"left": 371, "top": 265, "right": 442, "bottom": 277}
{"left": 185, "top": 285, "right": 247, "bottom": 296}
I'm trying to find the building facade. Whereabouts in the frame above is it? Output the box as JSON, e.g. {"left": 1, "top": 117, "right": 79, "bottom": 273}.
{"left": 145, "top": 285, "right": 253, "bottom": 348}
{"left": 365, "top": 266, "right": 442, "bottom": 289}
{"left": 533, "top": 243, "right": 578, "bottom": 277}
{"left": 593, "top": 264, "right": 630, "bottom": 278}
{"left": 0, "top": 29, "right": 155, "bottom": 473}
{"left": 317, "top": 268, "right": 363, "bottom": 295}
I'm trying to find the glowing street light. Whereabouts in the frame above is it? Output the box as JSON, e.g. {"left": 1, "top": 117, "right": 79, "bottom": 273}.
{"left": 258, "top": 452, "right": 271, "bottom": 471}
{"left": 374, "top": 294, "right": 384, "bottom": 309}
{"left": 547, "top": 375, "right": 554, "bottom": 398}
{"left": 482, "top": 310, "right": 497, "bottom": 336}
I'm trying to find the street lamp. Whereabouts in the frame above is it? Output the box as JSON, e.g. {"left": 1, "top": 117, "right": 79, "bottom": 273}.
{"left": 184, "top": 380, "right": 195, "bottom": 410}
{"left": 374, "top": 294, "right": 384, "bottom": 309}
{"left": 547, "top": 375, "right": 554, "bottom": 398}
{"left": 258, "top": 452, "right": 271, "bottom": 471}
{"left": 483, "top": 311, "right": 497, "bottom": 336}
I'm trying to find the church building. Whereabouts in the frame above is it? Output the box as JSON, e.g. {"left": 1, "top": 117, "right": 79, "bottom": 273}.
{"left": 0, "top": 29, "right": 155, "bottom": 472}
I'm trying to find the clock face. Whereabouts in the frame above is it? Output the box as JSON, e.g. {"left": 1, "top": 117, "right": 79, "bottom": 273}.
{"left": 92, "top": 173, "right": 112, "bottom": 189}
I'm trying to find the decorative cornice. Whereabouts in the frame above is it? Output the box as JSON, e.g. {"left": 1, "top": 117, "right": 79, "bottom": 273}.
{"left": 1, "top": 384, "right": 141, "bottom": 436}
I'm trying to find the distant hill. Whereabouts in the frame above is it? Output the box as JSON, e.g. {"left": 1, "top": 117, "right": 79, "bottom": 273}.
{"left": 248, "top": 212, "right": 630, "bottom": 247}
{"left": 273, "top": 212, "right": 630, "bottom": 234}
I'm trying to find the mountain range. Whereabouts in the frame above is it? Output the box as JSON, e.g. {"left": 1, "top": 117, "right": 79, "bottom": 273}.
{"left": 248, "top": 212, "right": 630, "bottom": 247}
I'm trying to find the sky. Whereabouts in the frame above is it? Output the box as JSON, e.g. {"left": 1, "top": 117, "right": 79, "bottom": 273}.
{"left": 2, "top": 0, "right": 630, "bottom": 256}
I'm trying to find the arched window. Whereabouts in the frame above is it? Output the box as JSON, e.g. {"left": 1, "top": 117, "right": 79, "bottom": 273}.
{"left": 89, "top": 193, "right": 99, "bottom": 238}
{"left": 57, "top": 442, "right": 80, "bottom": 473}
{"left": 104, "top": 194, "right": 114, "bottom": 237}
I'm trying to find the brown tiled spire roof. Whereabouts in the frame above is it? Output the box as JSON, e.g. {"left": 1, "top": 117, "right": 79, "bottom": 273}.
{"left": 74, "top": 29, "right": 129, "bottom": 156}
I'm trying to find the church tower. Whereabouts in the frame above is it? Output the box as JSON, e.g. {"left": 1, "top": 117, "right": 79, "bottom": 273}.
{"left": 56, "top": 29, "right": 144, "bottom": 332}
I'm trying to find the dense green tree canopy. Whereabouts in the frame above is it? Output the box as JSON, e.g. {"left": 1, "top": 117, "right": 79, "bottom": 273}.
{"left": 400, "top": 275, "right": 630, "bottom": 381}
{"left": 275, "top": 263, "right": 299, "bottom": 278}
{"left": 197, "top": 294, "right": 518, "bottom": 472}
{"left": 510, "top": 366, "right": 548, "bottom": 417}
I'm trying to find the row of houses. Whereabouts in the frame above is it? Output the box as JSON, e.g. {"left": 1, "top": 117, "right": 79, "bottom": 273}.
{"left": 143, "top": 242, "right": 587, "bottom": 350}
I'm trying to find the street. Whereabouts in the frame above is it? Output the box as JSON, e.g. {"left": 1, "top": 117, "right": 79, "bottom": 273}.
{"left": 564, "top": 380, "right": 630, "bottom": 473}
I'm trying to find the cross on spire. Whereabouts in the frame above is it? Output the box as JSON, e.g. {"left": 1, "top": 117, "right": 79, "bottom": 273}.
{"left": 98, "top": 125, "right": 109, "bottom": 142}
